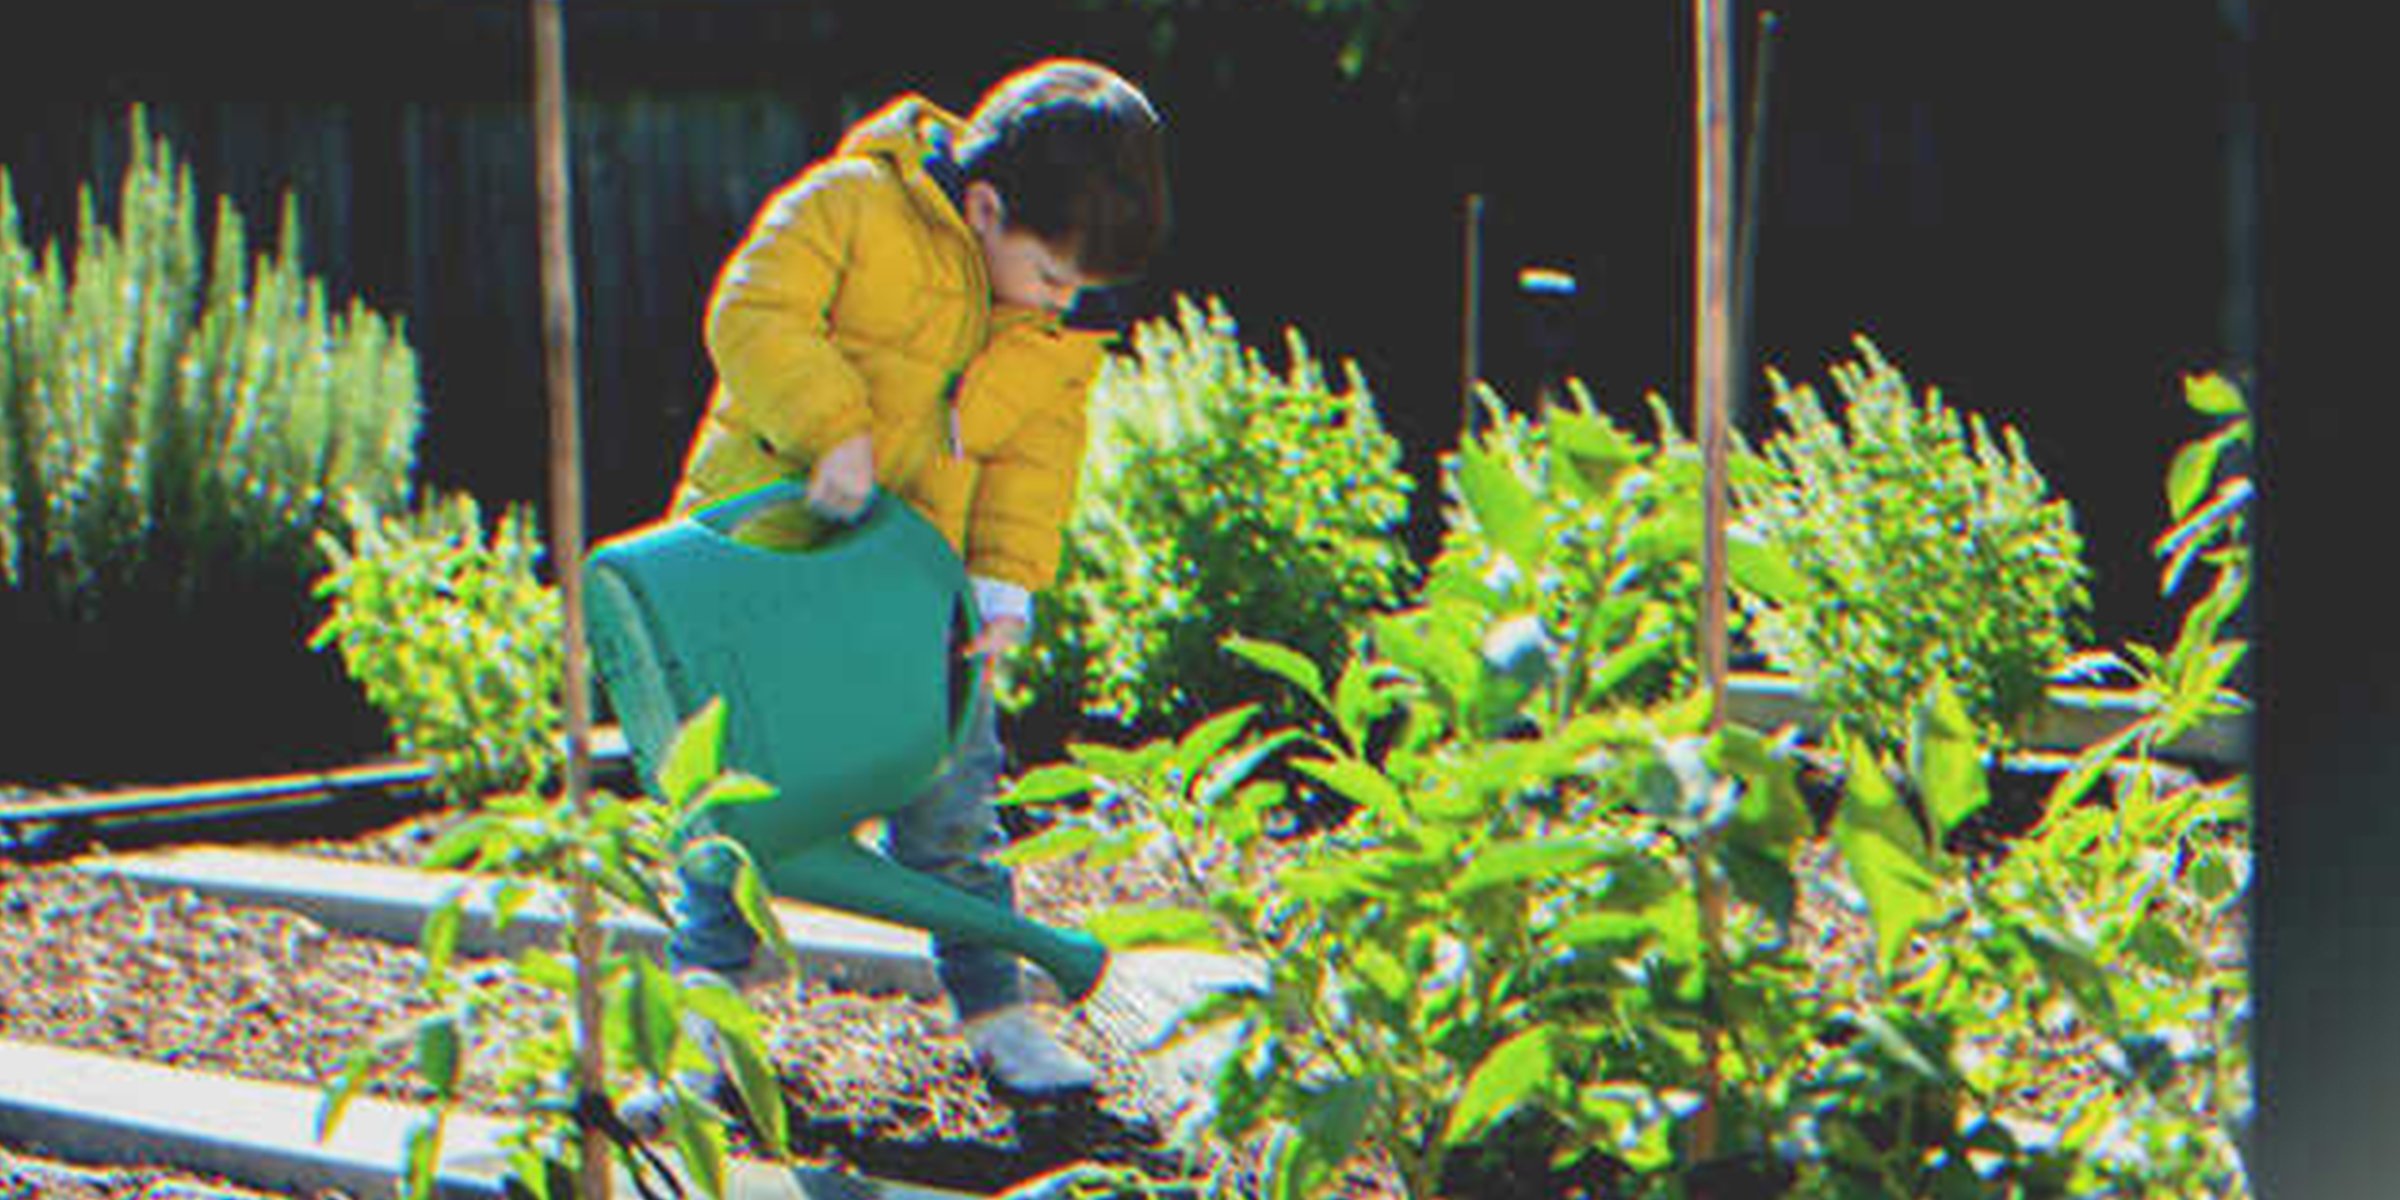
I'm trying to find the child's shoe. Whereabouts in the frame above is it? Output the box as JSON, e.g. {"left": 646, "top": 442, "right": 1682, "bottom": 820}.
{"left": 964, "top": 1005, "right": 1098, "bottom": 1100}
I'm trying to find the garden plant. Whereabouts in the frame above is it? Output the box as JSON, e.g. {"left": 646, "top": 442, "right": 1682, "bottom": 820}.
{"left": 1004, "top": 294, "right": 1416, "bottom": 753}
{"left": 319, "top": 699, "right": 801, "bottom": 1200}
{"left": 312, "top": 490, "right": 565, "bottom": 806}
{"left": 1733, "top": 336, "right": 2090, "bottom": 758}
{"left": 1002, "top": 364, "right": 2252, "bottom": 1197}
{"left": 0, "top": 106, "right": 420, "bottom": 780}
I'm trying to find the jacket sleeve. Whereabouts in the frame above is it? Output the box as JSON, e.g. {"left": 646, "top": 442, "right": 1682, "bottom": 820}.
{"left": 701, "top": 161, "right": 876, "bottom": 462}
{"left": 954, "top": 306, "right": 1106, "bottom": 590}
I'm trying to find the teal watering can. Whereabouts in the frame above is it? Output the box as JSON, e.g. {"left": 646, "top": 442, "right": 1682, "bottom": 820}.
{"left": 583, "top": 480, "right": 1108, "bottom": 1001}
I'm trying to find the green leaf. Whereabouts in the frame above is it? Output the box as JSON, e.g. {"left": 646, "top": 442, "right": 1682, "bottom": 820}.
{"left": 658, "top": 697, "right": 728, "bottom": 806}
{"left": 2126, "top": 915, "right": 2203, "bottom": 978}
{"left": 1296, "top": 1076, "right": 1379, "bottom": 1181}
{"left": 994, "top": 821, "right": 1100, "bottom": 867}
{"left": 1456, "top": 436, "right": 1545, "bottom": 571}
{"left": 668, "top": 1096, "right": 729, "bottom": 1200}
{"left": 1710, "top": 724, "right": 1810, "bottom": 852}
{"left": 402, "top": 1117, "right": 443, "bottom": 1200}
{"left": 1174, "top": 704, "right": 1260, "bottom": 787}
{"left": 1452, "top": 837, "right": 1609, "bottom": 900}
{"left": 1727, "top": 528, "right": 1802, "bottom": 605}
{"left": 423, "top": 813, "right": 503, "bottom": 870}
{"left": 2164, "top": 436, "right": 2221, "bottom": 523}
{"left": 1289, "top": 756, "right": 1408, "bottom": 821}
{"left": 1719, "top": 838, "right": 1798, "bottom": 929}
{"left": 1909, "top": 676, "right": 1990, "bottom": 838}
{"left": 415, "top": 1013, "right": 463, "bottom": 1101}
{"left": 2016, "top": 919, "right": 2122, "bottom": 1033}
{"left": 1848, "top": 1008, "right": 1951, "bottom": 1084}
{"left": 315, "top": 1045, "right": 376, "bottom": 1140}
{"left": 418, "top": 895, "right": 465, "bottom": 980}
{"left": 1224, "top": 635, "right": 1328, "bottom": 708}
{"left": 729, "top": 854, "right": 798, "bottom": 974}
{"left": 679, "top": 980, "right": 789, "bottom": 1155}
{"left": 626, "top": 956, "right": 676, "bottom": 1078}
{"left": 1443, "top": 1025, "right": 1562, "bottom": 1145}
{"left": 995, "top": 763, "right": 1095, "bottom": 807}
{"left": 1084, "top": 905, "right": 1218, "bottom": 949}
{"left": 1332, "top": 658, "right": 1403, "bottom": 752}
{"left": 1831, "top": 738, "right": 1942, "bottom": 977}
{"left": 2184, "top": 372, "right": 2247, "bottom": 418}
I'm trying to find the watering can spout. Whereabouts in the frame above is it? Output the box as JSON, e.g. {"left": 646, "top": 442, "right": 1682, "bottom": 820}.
{"left": 766, "top": 839, "right": 1109, "bottom": 1002}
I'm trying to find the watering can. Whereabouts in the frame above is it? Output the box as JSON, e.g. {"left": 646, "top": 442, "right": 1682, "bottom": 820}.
{"left": 582, "top": 479, "right": 1108, "bottom": 1001}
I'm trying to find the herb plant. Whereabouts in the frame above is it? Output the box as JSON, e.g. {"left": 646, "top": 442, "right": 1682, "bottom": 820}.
{"left": 311, "top": 490, "right": 563, "bottom": 805}
{"left": 1004, "top": 294, "right": 1415, "bottom": 747}
{"left": 1735, "top": 337, "right": 2089, "bottom": 756}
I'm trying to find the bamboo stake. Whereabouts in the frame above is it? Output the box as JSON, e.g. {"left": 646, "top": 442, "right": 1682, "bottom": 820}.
{"left": 528, "top": 2, "right": 607, "bottom": 1196}
{"left": 1695, "top": 3, "right": 1733, "bottom": 726}
{"left": 1460, "top": 191, "right": 1484, "bottom": 437}
{"left": 1691, "top": 0, "right": 1734, "bottom": 1176}
{"left": 1732, "top": 11, "right": 1779, "bottom": 433}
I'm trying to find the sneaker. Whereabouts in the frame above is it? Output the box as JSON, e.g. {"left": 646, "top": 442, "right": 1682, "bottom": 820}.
{"left": 964, "top": 1005, "right": 1099, "bottom": 1100}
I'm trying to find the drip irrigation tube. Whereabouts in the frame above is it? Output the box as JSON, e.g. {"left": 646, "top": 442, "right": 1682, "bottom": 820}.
{"left": 0, "top": 728, "right": 633, "bottom": 858}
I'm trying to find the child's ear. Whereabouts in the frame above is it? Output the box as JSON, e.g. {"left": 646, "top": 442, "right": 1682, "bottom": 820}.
{"left": 963, "top": 180, "right": 1005, "bottom": 235}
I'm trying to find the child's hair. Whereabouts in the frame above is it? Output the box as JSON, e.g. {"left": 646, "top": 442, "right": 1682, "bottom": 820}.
{"left": 957, "top": 58, "right": 1171, "bottom": 283}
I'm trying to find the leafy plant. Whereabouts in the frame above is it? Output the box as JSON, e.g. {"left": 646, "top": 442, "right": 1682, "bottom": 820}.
{"left": 1423, "top": 383, "right": 1795, "bottom": 728}
{"left": 311, "top": 490, "right": 562, "bottom": 805}
{"left": 1735, "top": 337, "right": 2089, "bottom": 756}
{"left": 0, "top": 104, "right": 418, "bottom": 618}
{"left": 1003, "top": 294, "right": 1415, "bottom": 746}
{"left": 1000, "top": 368, "right": 2246, "bottom": 1197}
{"left": 320, "top": 699, "right": 797, "bottom": 1200}
{"left": 0, "top": 104, "right": 419, "bottom": 779}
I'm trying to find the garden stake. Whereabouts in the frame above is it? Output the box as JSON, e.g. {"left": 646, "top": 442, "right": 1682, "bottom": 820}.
{"left": 1460, "top": 191, "right": 1483, "bottom": 438}
{"left": 529, "top": 1, "right": 610, "bottom": 1196}
{"left": 1691, "top": 0, "right": 1735, "bottom": 1176}
{"left": 1732, "top": 10, "right": 1779, "bottom": 434}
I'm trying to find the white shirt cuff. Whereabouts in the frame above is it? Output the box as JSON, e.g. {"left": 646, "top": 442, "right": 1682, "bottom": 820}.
{"left": 972, "top": 577, "right": 1033, "bottom": 631}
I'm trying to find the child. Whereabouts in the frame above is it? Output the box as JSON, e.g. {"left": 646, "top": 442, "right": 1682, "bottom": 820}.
{"left": 657, "top": 58, "right": 1170, "bottom": 1106}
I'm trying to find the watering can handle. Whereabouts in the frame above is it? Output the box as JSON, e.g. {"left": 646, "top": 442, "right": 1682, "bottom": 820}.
{"left": 689, "top": 478, "right": 881, "bottom": 538}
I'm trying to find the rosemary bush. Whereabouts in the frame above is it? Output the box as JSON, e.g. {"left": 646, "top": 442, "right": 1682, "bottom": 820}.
{"left": 0, "top": 106, "right": 417, "bottom": 618}
{"left": 1734, "top": 338, "right": 2088, "bottom": 755}
{"left": 0, "top": 107, "right": 419, "bottom": 779}
{"left": 1003, "top": 294, "right": 1415, "bottom": 745}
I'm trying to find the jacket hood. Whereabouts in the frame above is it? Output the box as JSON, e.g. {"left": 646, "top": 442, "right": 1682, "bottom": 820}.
{"left": 834, "top": 96, "right": 971, "bottom": 227}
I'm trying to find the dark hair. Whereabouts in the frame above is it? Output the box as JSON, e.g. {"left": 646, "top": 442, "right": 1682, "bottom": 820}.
{"left": 956, "top": 59, "right": 1170, "bottom": 283}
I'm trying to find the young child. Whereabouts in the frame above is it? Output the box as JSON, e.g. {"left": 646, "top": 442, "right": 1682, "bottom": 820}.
{"left": 658, "top": 58, "right": 1170, "bottom": 1104}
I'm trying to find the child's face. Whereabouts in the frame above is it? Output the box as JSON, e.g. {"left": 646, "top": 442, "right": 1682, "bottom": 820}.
{"left": 965, "top": 181, "right": 1095, "bottom": 315}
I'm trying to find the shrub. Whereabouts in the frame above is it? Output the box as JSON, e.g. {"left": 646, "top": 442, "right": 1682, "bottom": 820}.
{"left": 0, "top": 106, "right": 419, "bottom": 780}
{"left": 0, "top": 105, "right": 417, "bottom": 618}
{"left": 1734, "top": 337, "right": 2088, "bottom": 756}
{"left": 312, "top": 491, "right": 561, "bottom": 805}
{"left": 1421, "top": 383, "right": 1794, "bottom": 733}
{"left": 1002, "top": 294, "right": 1415, "bottom": 747}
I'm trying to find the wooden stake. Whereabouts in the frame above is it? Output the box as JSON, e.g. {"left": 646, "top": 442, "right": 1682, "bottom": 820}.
{"left": 529, "top": 2, "right": 607, "bottom": 1196}
{"left": 1695, "top": 2, "right": 1732, "bottom": 731}
{"left": 1691, "top": 0, "right": 1734, "bottom": 1176}
{"left": 1461, "top": 191, "right": 1484, "bottom": 437}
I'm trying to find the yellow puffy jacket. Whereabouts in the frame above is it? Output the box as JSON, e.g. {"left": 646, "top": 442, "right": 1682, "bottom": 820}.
{"left": 669, "top": 95, "right": 1107, "bottom": 591}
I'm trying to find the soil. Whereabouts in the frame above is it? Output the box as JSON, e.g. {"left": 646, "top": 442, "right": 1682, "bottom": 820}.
{"left": 0, "top": 753, "right": 2247, "bottom": 1199}
{"left": 0, "top": 783, "right": 1306, "bottom": 1199}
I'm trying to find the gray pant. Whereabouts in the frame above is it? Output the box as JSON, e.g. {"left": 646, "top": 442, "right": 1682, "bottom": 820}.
{"left": 666, "top": 678, "right": 1024, "bottom": 1019}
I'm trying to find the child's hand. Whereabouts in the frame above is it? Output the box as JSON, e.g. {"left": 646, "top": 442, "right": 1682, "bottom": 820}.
{"left": 807, "top": 433, "right": 875, "bottom": 519}
{"left": 959, "top": 616, "right": 1028, "bottom": 660}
